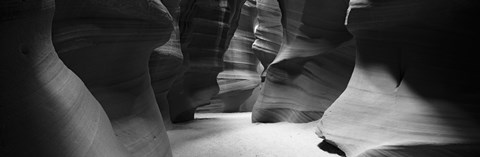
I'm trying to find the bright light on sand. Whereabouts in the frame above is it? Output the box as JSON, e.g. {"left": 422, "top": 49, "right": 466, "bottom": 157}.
{"left": 167, "top": 112, "right": 341, "bottom": 157}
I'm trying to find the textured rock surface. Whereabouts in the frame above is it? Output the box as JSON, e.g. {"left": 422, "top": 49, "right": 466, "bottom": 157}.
{"left": 4, "top": 0, "right": 480, "bottom": 156}
{"left": 217, "top": 0, "right": 261, "bottom": 112}
{"left": 52, "top": 0, "right": 173, "bottom": 156}
{"left": 317, "top": 0, "right": 480, "bottom": 156}
{"left": 0, "top": 1, "right": 129, "bottom": 156}
{"left": 170, "top": 0, "right": 248, "bottom": 122}
{"left": 252, "top": 0, "right": 355, "bottom": 123}
{"left": 149, "top": 0, "right": 183, "bottom": 129}
{"left": 252, "top": 0, "right": 283, "bottom": 70}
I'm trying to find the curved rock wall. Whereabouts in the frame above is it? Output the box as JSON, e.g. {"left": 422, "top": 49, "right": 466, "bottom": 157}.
{"left": 1, "top": 1, "right": 130, "bottom": 156}
{"left": 251, "top": 0, "right": 355, "bottom": 123}
{"left": 149, "top": 0, "right": 183, "bottom": 129}
{"left": 252, "top": 0, "right": 283, "bottom": 70}
{"left": 170, "top": 0, "right": 248, "bottom": 122}
{"left": 5, "top": 0, "right": 480, "bottom": 156}
{"left": 220, "top": 0, "right": 284, "bottom": 113}
{"left": 317, "top": 0, "right": 480, "bottom": 156}
{"left": 217, "top": 0, "right": 261, "bottom": 112}
{"left": 52, "top": 0, "right": 173, "bottom": 156}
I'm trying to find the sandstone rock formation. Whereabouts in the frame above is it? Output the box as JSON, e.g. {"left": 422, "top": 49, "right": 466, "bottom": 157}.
{"left": 4, "top": 0, "right": 480, "bottom": 156}
{"left": 316, "top": 0, "right": 480, "bottom": 156}
{"left": 52, "top": 0, "right": 173, "bottom": 156}
{"left": 252, "top": 0, "right": 283, "bottom": 71}
{"left": 252, "top": 0, "right": 356, "bottom": 123}
{"left": 170, "top": 0, "right": 248, "bottom": 122}
{"left": 227, "top": 0, "right": 285, "bottom": 112}
{"left": 1, "top": 1, "right": 130, "bottom": 156}
{"left": 217, "top": 0, "right": 261, "bottom": 113}
{"left": 149, "top": 0, "right": 184, "bottom": 129}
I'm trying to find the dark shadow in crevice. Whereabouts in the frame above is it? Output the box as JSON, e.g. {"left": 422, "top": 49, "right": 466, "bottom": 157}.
{"left": 318, "top": 140, "right": 346, "bottom": 157}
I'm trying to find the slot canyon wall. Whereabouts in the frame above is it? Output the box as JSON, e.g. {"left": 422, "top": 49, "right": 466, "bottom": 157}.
{"left": 251, "top": 0, "right": 356, "bottom": 123}
{"left": 246, "top": 0, "right": 480, "bottom": 156}
{"left": 1, "top": 0, "right": 251, "bottom": 156}
{"left": 316, "top": 0, "right": 480, "bottom": 156}
{"left": 148, "top": 0, "right": 183, "bottom": 129}
{"left": 2, "top": 0, "right": 480, "bottom": 157}
{"left": 168, "top": 0, "right": 248, "bottom": 122}
{"left": 251, "top": 0, "right": 283, "bottom": 71}
{"left": 2, "top": 0, "right": 250, "bottom": 155}
{"left": 1, "top": 0, "right": 169, "bottom": 156}
{"left": 52, "top": 0, "right": 173, "bottom": 156}
{"left": 216, "top": 0, "right": 261, "bottom": 113}
{"left": 223, "top": 0, "right": 480, "bottom": 156}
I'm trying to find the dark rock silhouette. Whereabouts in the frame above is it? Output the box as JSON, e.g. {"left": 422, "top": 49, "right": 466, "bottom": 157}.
{"left": 1, "top": 0, "right": 134, "bottom": 156}
{"left": 170, "top": 0, "right": 248, "bottom": 122}
{"left": 149, "top": 0, "right": 184, "bottom": 130}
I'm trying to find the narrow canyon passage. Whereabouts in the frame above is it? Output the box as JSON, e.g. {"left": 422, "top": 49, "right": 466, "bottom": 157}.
{"left": 167, "top": 112, "right": 340, "bottom": 157}
{"left": 2, "top": 0, "right": 479, "bottom": 157}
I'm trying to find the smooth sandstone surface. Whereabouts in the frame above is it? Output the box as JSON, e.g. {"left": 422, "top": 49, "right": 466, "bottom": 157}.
{"left": 1, "top": 1, "right": 129, "bottom": 156}
{"left": 217, "top": 0, "right": 261, "bottom": 113}
{"left": 252, "top": 0, "right": 283, "bottom": 69}
{"left": 168, "top": 112, "right": 341, "bottom": 157}
{"left": 317, "top": 0, "right": 480, "bottom": 156}
{"left": 252, "top": 0, "right": 355, "bottom": 123}
{"left": 52, "top": 0, "right": 174, "bottom": 156}
{"left": 4, "top": 0, "right": 480, "bottom": 156}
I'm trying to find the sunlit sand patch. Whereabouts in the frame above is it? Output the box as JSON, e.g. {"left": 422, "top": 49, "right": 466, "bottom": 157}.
{"left": 167, "top": 112, "right": 341, "bottom": 157}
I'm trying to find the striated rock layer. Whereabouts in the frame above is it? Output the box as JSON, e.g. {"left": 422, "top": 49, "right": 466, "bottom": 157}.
{"left": 252, "top": 0, "right": 355, "bottom": 123}
{"left": 226, "top": 0, "right": 284, "bottom": 113}
{"left": 217, "top": 0, "right": 261, "bottom": 112}
{"left": 1, "top": 1, "right": 129, "bottom": 156}
{"left": 317, "top": 0, "right": 480, "bottom": 156}
{"left": 149, "top": 0, "right": 184, "bottom": 129}
{"left": 252, "top": 0, "right": 283, "bottom": 70}
{"left": 170, "top": 0, "right": 248, "bottom": 122}
{"left": 52, "top": 0, "right": 173, "bottom": 156}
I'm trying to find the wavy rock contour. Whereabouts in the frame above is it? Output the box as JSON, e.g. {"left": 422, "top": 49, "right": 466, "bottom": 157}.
{"left": 252, "top": 0, "right": 283, "bottom": 70}
{"left": 217, "top": 0, "right": 261, "bottom": 112}
{"left": 1, "top": 1, "right": 130, "bottom": 156}
{"left": 317, "top": 0, "right": 480, "bottom": 156}
{"left": 252, "top": 0, "right": 355, "bottom": 123}
{"left": 52, "top": 0, "right": 174, "bottom": 156}
{"left": 149, "top": 0, "right": 184, "bottom": 129}
{"left": 170, "top": 0, "right": 248, "bottom": 122}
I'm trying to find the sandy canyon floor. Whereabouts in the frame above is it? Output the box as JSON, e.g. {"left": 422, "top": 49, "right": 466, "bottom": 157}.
{"left": 167, "top": 112, "right": 341, "bottom": 157}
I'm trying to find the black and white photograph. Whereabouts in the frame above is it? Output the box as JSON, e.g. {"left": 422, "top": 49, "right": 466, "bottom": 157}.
{"left": 1, "top": 0, "right": 479, "bottom": 156}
